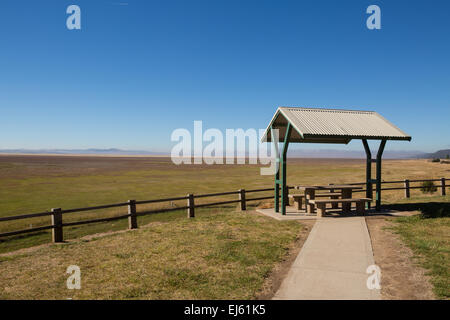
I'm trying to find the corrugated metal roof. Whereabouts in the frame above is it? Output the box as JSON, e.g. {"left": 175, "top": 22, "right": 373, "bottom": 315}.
{"left": 262, "top": 107, "right": 411, "bottom": 143}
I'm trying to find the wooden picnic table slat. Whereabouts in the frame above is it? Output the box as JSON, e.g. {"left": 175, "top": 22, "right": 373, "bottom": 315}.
{"left": 295, "top": 185, "right": 362, "bottom": 190}
{"left": 326, "top": 185, "right": 363, "bottom": 189}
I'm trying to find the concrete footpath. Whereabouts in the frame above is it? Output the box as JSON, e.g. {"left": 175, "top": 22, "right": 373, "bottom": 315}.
{"left": 273, "top": 217, "right": 381, "bottom": 300}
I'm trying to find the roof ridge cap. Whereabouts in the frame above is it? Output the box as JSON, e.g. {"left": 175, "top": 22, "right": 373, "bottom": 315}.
{"left": 279, "top": 106, "right": 375, "bottom": 113}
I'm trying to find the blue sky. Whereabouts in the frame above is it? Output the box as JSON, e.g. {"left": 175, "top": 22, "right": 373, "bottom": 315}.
{"left": 0, "top": 0, "right": 449, "bottom": 153}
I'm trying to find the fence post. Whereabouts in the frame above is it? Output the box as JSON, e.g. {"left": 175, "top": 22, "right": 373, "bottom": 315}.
{"left": 187, "top": 194, "right": 195, "bottom": 218}
{"left": 51, "top": 208, "right": 63, "bottom": 243}
{"left": 239, "top": 189, "right": 246, "bottom": 211}
{"left": 442, "top": 178, "right": 446, "bottom": 196}
{"left": 404, "top": 179, "right": 410, "bottom": 198}
{"left": 128, "top": 200, "right": 138, "bottom": 229}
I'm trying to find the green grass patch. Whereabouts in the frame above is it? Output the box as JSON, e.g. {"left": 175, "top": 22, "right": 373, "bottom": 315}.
{"left": 0, "top": 211, "right": 302, "bottom": 299}
{"left": 391, "top": 215, "right": 450, "bottom": 299}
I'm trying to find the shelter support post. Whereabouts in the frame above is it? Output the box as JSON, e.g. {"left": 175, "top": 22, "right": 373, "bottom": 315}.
{"left": 274, "top": 169, "right": 280, "bottom": 212}
{"left": 280, "top": 123, "right": 292, "bottom": 215}
{"left": 272, "top": 126, "right": 280, "bottom": 212}
{"left": 362, "top": 139, "right": 373, "bottom": 209}
{"left": 375, "top": 140, "right": 387, "bottom": 211}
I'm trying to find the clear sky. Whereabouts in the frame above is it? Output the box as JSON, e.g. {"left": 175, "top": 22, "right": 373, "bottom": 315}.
{"left": 0, "top": 0, "right": 449, "bottom": 153}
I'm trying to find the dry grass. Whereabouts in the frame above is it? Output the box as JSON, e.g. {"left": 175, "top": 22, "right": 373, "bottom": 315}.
{"left": 0, "top": 155, "right": 448, "bottom": 299}
{"left": 390, "top": 214, "right": 450, "bottom": 299}
{"left": 0, "top": 155, "right": 448, "bottom": 253}
{"left": 367, "top": 217, "right": 436, "bottom": 300}
{"left": 0, "top": 210, "right": 302, "bottom": 300}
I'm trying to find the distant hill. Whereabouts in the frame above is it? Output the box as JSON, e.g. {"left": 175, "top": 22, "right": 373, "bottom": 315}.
{"left": 417, "top": 149, "right": 450, "bottom": 159}
{"left": 0, "top": 148, "right": 428, "bottom": 159}
{"left": 0, "top": 148, "right": 167, "bottom": 156}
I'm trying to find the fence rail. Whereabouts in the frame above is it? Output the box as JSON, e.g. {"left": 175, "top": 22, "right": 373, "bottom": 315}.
{"left": 352, "top": 177, "right": 447, "bottom": 195}
{"left": 0, "top": 177, "right": 447, "bottom": 243}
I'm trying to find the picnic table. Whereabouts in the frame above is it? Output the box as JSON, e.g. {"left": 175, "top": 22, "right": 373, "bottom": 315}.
{"left": 294, "top": 185, "right": 363, "bottom": 213}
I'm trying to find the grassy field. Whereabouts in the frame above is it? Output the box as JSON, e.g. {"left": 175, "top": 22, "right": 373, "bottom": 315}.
{"left": 0, "top": 155, "right": 449, "bottom": 253}
{"left": 391, "top": 213, "right": 449, "bottom": 299}
{"left": 0, "top": 210, "right": 302, "bottom": 299}
{"left": 383, "top": 195, "right": 450, "bottom": 299}
{"left": 0, "top": 155, "right": 449, "bottom": 299}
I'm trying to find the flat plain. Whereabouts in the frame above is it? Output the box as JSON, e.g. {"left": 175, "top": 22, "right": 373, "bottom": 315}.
{"left": 0, "top": 154, "right": 448, "bottom": 252}
{"left": 0, "top": 154, "right": 448, "bottom": 299}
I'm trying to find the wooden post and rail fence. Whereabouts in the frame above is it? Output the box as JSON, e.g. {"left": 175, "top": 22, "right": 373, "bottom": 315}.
{"left": 0, "top": 177, "right": 447, "bottom": 244}
{"left": 348, "top": 177, "right": 447, "bottom": 198}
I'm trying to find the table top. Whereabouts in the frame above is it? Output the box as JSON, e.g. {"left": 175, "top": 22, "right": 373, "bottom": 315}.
{"left": 295, "top": 185, "right": 363, "bottom": 190}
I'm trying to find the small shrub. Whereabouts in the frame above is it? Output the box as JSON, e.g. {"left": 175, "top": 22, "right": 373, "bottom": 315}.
{"left": 431, "top": 158, "right": 440, "bottom": 163}
{"left": 420, "top": 180, "right": 437, "bottom": 194}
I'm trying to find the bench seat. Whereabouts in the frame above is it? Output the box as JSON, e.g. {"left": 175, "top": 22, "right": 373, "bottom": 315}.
{"left": 309, "top": 198, "right": 372, "bottom": 217}
{"left": 289, "top": 193, "right": 341, "bottom": 210}
{"left": 315, "top": 193, "right": 342, "bottom": 209}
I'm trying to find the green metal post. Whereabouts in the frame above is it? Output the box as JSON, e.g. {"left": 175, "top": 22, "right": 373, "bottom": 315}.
{"left": 274, "top": 163, "right": 280, "bottom": 212}
{"left": 362, "top": 139, "right": 372, "bottom": 209}
{"left": 281, "top": 123, "right": 292, "bottom": 215}
{"left": 272, "top": 126, "right": 280, "bottom": 212}
{"left": 375, "top": 140, "right": 386, "bottom": 211}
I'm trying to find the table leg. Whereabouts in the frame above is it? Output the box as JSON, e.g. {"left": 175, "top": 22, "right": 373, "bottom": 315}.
{"left": 316, "top": 203, "right": 326, "bottom": 218}
{"left": 356, "top": 201, "right": 365, "bottom": 216}
{"left": 330, "top": 188, "right": 338, "bottom": 209}
{"left": 342, "top": 189, "right": 352, "bottom": 213}
{"left": 306, "top": 189, "right": 315, "bottom": 214}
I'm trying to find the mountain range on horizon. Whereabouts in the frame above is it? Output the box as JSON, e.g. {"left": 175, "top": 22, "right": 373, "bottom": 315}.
{"left": 1, "top": 148, "right": 449, "bottom": 159}
{"left": 0, "top": 148, "right": 167, "bottom": 156}
{"left": 416, "top": 149, "right": 450, "bottom": 159}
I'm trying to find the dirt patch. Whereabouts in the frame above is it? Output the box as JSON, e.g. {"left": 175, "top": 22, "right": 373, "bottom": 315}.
{"left": 256, "top": 219, "right": 315, "bottom": 299}
{"left": 366, "top": 216, "right": 435, "bottom": 300}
